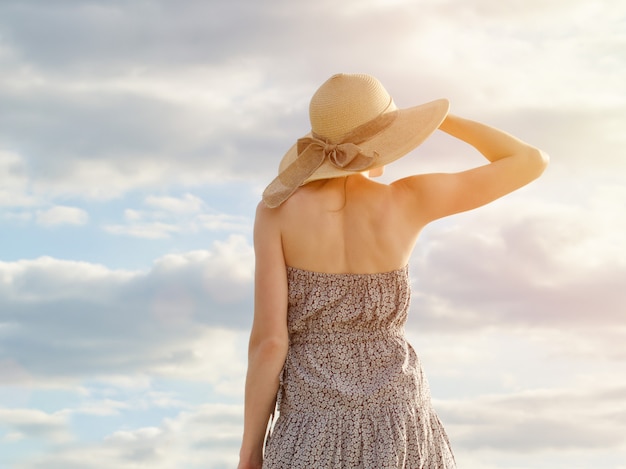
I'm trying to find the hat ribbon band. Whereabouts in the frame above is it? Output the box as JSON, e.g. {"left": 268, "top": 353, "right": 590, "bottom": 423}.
{"left": 262, "top": 109, "right": 399, "bottom": 208}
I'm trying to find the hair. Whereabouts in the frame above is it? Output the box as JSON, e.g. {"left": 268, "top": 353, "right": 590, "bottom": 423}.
{"left": 329, "top": 177, "right": 349, "bottom": 213}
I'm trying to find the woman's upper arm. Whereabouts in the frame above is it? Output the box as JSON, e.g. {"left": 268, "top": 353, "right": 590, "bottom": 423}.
{"left": 395, "top": 147, "right": 548, "bottom": 224}
{"left": 249, "top": 202, "right": 289, "bottom": 347}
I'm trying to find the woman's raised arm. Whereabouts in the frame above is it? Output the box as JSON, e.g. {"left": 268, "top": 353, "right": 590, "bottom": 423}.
{"left": 394, "top": 113, "right": 549, "bottom": 224}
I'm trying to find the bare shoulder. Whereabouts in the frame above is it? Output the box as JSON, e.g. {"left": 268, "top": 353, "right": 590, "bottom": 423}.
{"left": 255, "top": 200, "right": 281, "bottom": 231}
{"left": 387, "top": 175, "right": 432, "bottom": 227}
{"left": 255, "top": 199, "right": 278, "bottom": 219}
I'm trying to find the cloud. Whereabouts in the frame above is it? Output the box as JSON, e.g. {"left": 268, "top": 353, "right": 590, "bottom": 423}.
{"left": 438, "top": 384, "right": 626, "bottom": 452}
{"left": 0, "top": 235, "right": 253, "bottom": 384}
{"left": 0, "top": 0, "right": 442, "bottom": 72}
{"left": 8, "top": 380, "right": 626, "bottom": 468}
{"left": 408, "top": 183, "right": 626, "bottom": 327}
{"left": 144, "top": 193, "right": 205, "bottom": 214}
{"left": 402, "top": 182, "right": 626, "bottom": 371}
{"left": 3, "top": 184, "right": 624, "bottom": 388}
{"left": 0, "top": 70, "right": 303, "bottom": 199}
{"left": 103, "top": 193, "right": 251, "bottom": 239}
{"left": 0, "top": 0, "right": 621, "bottom": 203}
{"left": 35, "top": 205, "right": 89, "bottom": 226}
{"left": 104, "top": 221, "right": 181, "bottom": 240}
{"left": 0, "top": 150, "right": 39, "bottom": 208}
{"left": 11, "top": 403, "right": 242, "bottom": 469}
{"left": 1, "top": 0, "right": 294, "bottom": 69}
{"left": 0, "top": 1, "right": 625, "bottom": 467}
{"left": 0, "top": 408, "right": 72, "bottom": 443}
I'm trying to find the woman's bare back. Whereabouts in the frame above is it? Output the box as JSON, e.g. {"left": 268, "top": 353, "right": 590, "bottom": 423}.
{"left": 277, "top": 174, "right": 420, "bottom": 274}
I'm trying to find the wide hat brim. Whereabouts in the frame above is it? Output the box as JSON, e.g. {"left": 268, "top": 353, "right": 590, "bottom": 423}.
{"left": 279, "top": 98, "right": 450, "bottom": 184}
{"left": 262, "top": 97, "right": 450, "bottom": 208}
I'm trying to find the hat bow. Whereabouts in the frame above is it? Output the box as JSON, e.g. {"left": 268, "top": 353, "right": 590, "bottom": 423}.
{"left": 296, "top": 135, "right": 376, "bottom": 172}
{"left": 262, "top": 104, "right": 405, "bottom": 208}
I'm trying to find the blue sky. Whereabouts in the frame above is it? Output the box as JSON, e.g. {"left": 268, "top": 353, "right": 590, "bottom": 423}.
{"left": 1, "top": 0, "right": 625, "bottom": 468}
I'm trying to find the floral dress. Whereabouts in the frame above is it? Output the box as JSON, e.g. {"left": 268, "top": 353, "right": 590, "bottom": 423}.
{"left": 262, "top": 266, "right": 456, "bottom": 468}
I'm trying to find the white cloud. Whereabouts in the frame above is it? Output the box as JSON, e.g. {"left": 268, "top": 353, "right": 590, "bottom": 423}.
{"left": 195, "top": 212, "right": 250, "bottom": 232}
{"left": 151, "top": 328, "right": 247, "bottom": 394}
{"left": 0, "top": 256, "right": 137, "bottom": 302}
{"left": 0, "top": 0, "right": 621, "bottom": 218}
{"left": 0, "top": 0, "right": 620, "bottom": 201}
{"left": 0, "top": 408, "right": 72, "bottom": 444}
{"left": 0, "top": 236, "right": 253, "bottom": 385}
{"left": 408, "top": 183, "right": 626, "bottom": 333}
{"left": 1, "top": 1, "right": 625, "bottom": 468}
{"left": 8, "top": 377, "right": 626, "bottom": 469}
{"left": 35, "top": 205, "right": 89, "bottom": 227}
{"left": 12, "top": 404, "right": 242, "bottom": 469}
{"left": 103, "top": 193, "right": 251, "bottom": 239}
{"left": 144, "top": 193, "right": 205, "bottom": 214}
{"left": 104, "top": 221, "right": 181, "bottom": 239}
{"left": 439, "top": 384, "right": 626, "bottom": 453}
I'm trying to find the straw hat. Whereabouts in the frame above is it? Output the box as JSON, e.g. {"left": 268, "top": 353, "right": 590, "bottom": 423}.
{"left": 262, "top": 73, "right": 449, "bottom": 208}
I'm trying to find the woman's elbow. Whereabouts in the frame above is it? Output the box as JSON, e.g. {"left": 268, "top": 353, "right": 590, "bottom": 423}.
{"left": 249, "top": 335, "right": 289, "bottom": 363}
{"left": 527, "top": 147, "right": 550, "bottom": 179}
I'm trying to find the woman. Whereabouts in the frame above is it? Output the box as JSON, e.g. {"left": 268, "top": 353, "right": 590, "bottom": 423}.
{"left": 238, "top": 73, "right": 548, "bottom": 468}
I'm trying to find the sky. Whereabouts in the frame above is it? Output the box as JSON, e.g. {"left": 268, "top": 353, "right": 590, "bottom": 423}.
{"left": 0, "top": 0, "right": 625, "bottom": 468}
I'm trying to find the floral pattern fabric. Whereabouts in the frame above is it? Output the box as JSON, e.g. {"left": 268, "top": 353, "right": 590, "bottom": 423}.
{"left": 263, "top": 265, "right": 456, "bottom": 469}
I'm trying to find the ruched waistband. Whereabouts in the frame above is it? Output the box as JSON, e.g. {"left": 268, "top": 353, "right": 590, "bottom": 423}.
{"left": 289, "top": 327, "right": 405, "bottom": 345}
